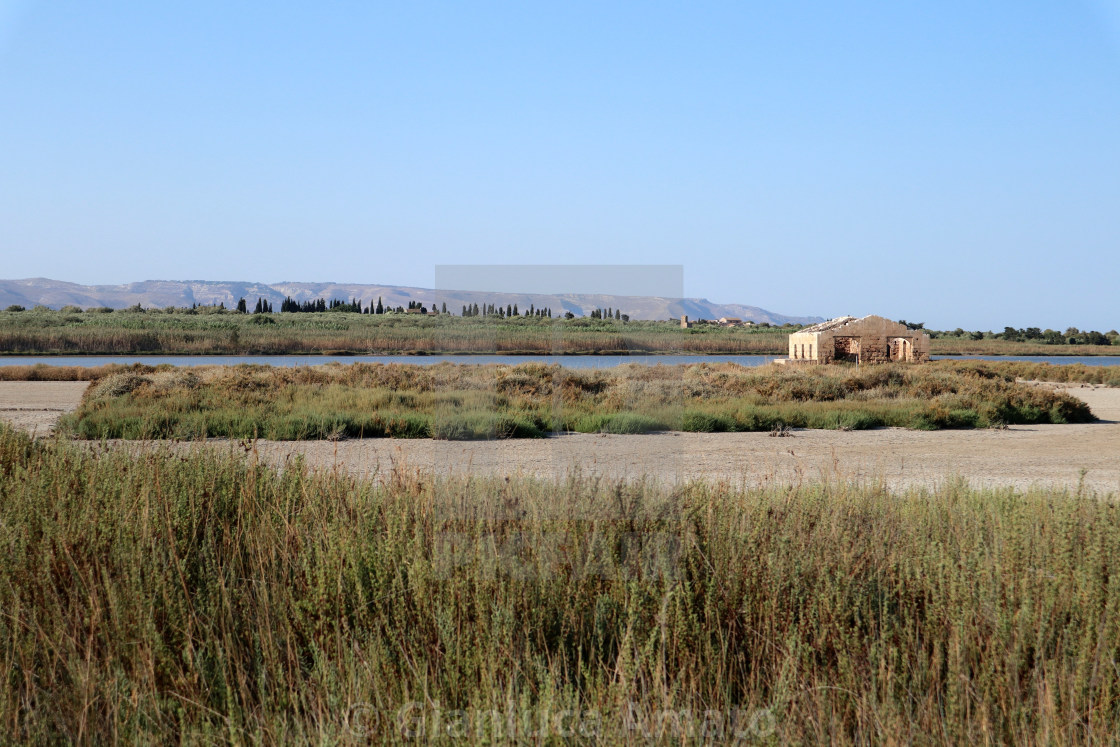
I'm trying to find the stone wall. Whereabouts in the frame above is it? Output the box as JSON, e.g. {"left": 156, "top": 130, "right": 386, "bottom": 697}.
{"left": 786, "top": 316, "right": 930, "bottom": 364}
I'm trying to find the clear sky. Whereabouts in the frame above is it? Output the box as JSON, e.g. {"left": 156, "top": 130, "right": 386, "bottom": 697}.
{"left": 1, "top": 1, "right": 1117, "bottom": 330}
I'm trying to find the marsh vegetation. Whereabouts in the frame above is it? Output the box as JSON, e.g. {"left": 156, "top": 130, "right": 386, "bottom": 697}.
{"left": 0, "top": 307, "right": 789, "bottom": 355}
{"left": 2, "top": 307, "right": 1116, "bottom": 357}
{"left": 58, "top": 360, "right": 1098, "bottom": 440}
{"left": 1, "top": 424, "right": 1118, "bottom": 742}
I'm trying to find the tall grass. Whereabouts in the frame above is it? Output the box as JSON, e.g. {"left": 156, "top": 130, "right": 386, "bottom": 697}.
{"left": 940, "top": 359, "right": 1120, "bottom": 386}
{"left": 1, "top": 424, "right": 1118, "bottom": 742}
{"left": 5, "top": 307, "right": 1118, "bottom": 357}
{"left": 0, "top": 308, "right": 791, "bottom": 355}
{"left": 0, "top": 362, "right": 153, "bottom": 381}
{"left": 60, "top": 361, "right": 1096, "bottom": 440}
{"left": 932, "top": 337, "right": 1118, "bottom": 357}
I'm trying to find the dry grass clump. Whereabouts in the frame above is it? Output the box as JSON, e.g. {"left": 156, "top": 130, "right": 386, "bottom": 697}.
{"left": 0, "top": 362, "right": 154, "bottom": 382}
{"left": 1, "top": 424, "right": 1118, "bottom": 742}
{"left": 58, "top": 360, "right": 1096, "bottom": 440}
{"left": 932, "top": 359, "right": 1120, "bottom": 387}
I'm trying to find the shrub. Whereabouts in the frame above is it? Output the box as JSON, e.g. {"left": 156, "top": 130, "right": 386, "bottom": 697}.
{"left": 88, "top": 372, "right": 149, "bottom": 400}
{"left": 680, "top": 410, "right": 737, "bottom": 432}
{"left": 430, "top": 412, "right": 543, "bottom": 440}
{"left": 572, "top": 412, "right": 664, "bottom": 434}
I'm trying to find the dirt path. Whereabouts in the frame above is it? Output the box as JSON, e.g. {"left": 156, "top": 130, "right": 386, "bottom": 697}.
{"left": 2, "top": 381, "right": 1118, "bottom": 493}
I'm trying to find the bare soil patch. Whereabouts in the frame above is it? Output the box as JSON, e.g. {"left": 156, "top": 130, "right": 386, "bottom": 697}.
{"left": 5, "top": 380, "right": 1118, "bottom": 493}
{"left": 153, "top": 384, "right": 1120, "bottom": 494}
{"left": 0, "top": 382, "right": 88, "bottom": 436}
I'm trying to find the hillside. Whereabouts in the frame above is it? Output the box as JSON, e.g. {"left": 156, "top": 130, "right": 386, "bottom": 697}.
{"left": 0, "top": 278, "right": 821, "bottom": 325}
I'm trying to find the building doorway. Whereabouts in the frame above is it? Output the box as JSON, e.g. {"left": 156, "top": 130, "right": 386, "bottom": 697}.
{"left": 834, "top": 337, "right": 860, "bottom": 363}
{"left": 888, "top": 337, "right": 912, "bottom": 362}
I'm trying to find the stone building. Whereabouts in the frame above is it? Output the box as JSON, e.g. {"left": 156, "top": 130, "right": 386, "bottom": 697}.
{"left": 784, "top": 315, "right": 930, "bottom": 364}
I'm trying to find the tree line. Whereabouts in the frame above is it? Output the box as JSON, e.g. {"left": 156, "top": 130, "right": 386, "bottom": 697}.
{"left": 251, "top": 297, "right": 580, "bottom": 319}
{"left": 460, "top": 303, "right": 557, "bottom": 319}
{"left": 996, "top": 326, "right": 1117, "bottom": 346}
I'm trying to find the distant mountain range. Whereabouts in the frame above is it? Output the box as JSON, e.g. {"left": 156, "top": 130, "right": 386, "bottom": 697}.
{"left": 0, "top": 278, "right": 823, "bottom": 325}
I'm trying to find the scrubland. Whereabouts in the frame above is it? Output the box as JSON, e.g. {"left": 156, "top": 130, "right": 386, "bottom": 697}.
{"left": 57, "top": 360, "right": 1098, "bottom": 440}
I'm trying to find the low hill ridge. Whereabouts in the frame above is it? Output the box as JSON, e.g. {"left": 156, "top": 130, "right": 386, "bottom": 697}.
{"left": 0, "top": 278, "right": 822, "bottom": 325}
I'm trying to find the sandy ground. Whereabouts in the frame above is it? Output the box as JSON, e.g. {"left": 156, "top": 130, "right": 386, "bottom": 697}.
{"left": 0, "top": 381, "right": 89, "bottom": 436}
{"left": 2, "top": 381, "right": 1117, "bottom": 493}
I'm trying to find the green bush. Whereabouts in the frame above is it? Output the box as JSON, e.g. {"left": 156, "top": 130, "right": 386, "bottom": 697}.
{"left": 430, "top": 411, "right": 543, "bottom": 440}
{"left": 572, "top": 412, "right": 665, "bottom": 434}
{"left": 680, "top": 410, "right": 737, "bottom": 432}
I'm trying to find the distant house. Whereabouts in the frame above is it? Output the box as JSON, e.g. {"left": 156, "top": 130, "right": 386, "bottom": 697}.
{"left": 783, "top": 315, "right": 930, "bottom": 364}
{"left": 718, "top": 317, "right": 747, "bottom": 327}
{"left": 406, "top": 307, "right": 425, "bottom": 314}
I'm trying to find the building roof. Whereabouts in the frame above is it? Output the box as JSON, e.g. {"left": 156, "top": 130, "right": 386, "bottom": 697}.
{"left": 797, "top": 316, "right": 859, "bottom": 334}
{"left": 796, "top": 314, "right": 925, "bottom": 336}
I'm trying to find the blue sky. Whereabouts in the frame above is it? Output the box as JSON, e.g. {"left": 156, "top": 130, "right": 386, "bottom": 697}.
{"left": 1, "top": 1, "right": 1117, "bottom": 330}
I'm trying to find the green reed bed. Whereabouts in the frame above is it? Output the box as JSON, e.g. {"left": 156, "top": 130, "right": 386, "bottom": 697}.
{"left": 59, "top": 360, "right": 1095, "bottom": 440}
{"left": 1, "top": 425, "right": 1118, "bottom": 743}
